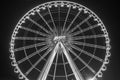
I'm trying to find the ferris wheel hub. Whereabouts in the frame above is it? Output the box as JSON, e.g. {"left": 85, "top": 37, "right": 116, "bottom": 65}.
{"left": 54, "top": 36, "right": 66, "bottom": 42}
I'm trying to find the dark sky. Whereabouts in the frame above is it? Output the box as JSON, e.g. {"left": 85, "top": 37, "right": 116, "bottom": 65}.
{"left": 0, "top": 0, "right": 119, "bottom": 80}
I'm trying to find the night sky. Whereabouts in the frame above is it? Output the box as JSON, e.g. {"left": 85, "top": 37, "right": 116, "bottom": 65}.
{"left": 0, "top": 0, "right": 119, "bottom": 80}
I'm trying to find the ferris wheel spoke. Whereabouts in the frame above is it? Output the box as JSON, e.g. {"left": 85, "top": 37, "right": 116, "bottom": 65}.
{"left": 37, "top": 42, "right": 59, "bottom": 80}
{"left": 66, "top": 9, "right": 82, "bottom": 33}
{"left": 15, "top": 36, "right": 46, "bottom": 41}
{"left": 72, "top": 34, "right": 105, "bottom": 40}
{"left": 62, "top": 5, "right": 71, "bottom": 35}
{"left": 61, "top": 42, "right": 84, "bottom": 80}
{"left": 14, "top": 42, "right": 47, "bottom": 52}
{"left": 62, "top": 53, "right": 68, "bottom": 80}
{"left": 36, "top": 11, "right": 54, "bottom": 34}
{"left": 25, "top": 47, "right": 52, "bottom": 76}
{"left": 72, "top": 41, "right": 106, "bottom": 50}
{"left": 17, "top": 45, "right": 49, "bottom": 65}
{"left": 68, "top": 15, "right": 91, "bottom": 34}
{"left": 70, "top": 44, "right": 104, "bottom": 62}
{"left": 58, "top": 5, "right": 63, "bottom": 35}
{"left": 67, "top": 47, "right": 96, "bottom": 74}
{"left": 28, "top": 18, "right": 51, "bottom": 35}
{"left": 20, "top": 26, "right": 49, "bottom": 37}
{"left": 71, "top": 24, "right": 100, "bottom": 36}
{"left": 47, "top": 6, "right": 57, "bottom": 35}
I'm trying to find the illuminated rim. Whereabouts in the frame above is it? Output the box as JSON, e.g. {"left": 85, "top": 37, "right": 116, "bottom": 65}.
{"left": 9, "top": 1, "right": 111, "bottom": 80}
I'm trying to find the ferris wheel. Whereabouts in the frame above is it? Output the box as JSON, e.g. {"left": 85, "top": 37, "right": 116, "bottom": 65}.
{"left": 9, "top": 1, "right": 111, "bottom": 80}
